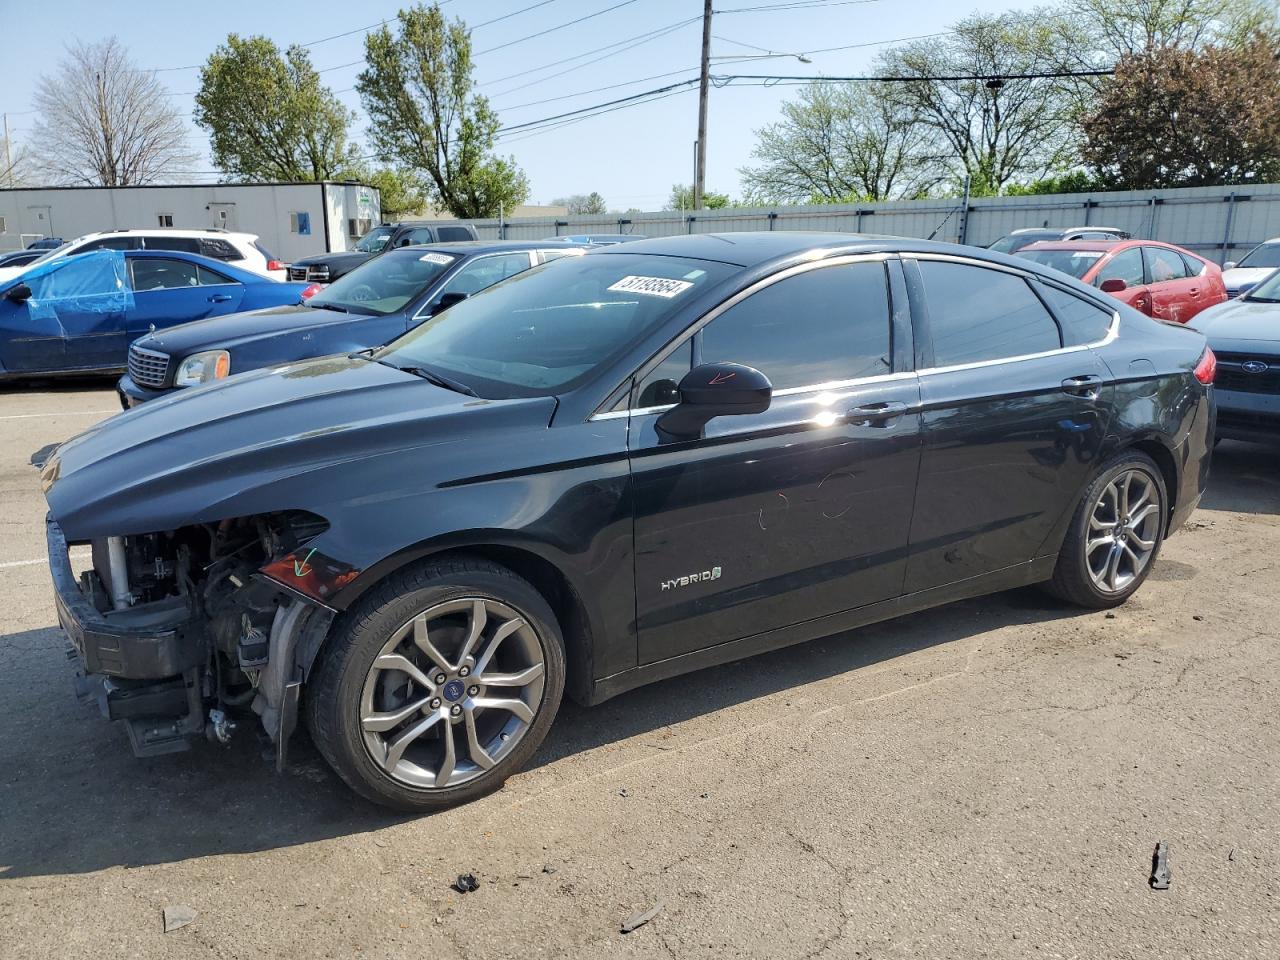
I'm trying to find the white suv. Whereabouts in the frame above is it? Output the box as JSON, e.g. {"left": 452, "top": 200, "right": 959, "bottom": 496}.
{"left": 0, "top": 229, "right": 287, "bottom": 284}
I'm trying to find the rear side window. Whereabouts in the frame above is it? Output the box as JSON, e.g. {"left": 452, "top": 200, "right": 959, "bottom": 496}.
{"left": 918, "top": 260, "right": 1060, "bottom": 366}
{"left": 131, "top": 258, "right": 201, "bottom": 290}
{"left": 436, "top": 226, "right": 475, "bottom": 242}
{"left": 1034, "top": 282, "right": 1114, "bottom": 346}
{"left": 700, "top": 261, "right": 892, "bottom": 390}
{"left": 198, "top": 238, "right": 243, "bottom": 261}
{"left": 399, "top": 228, "right": 436, "bottom": 246}
{"left": 142, "top": 236, "right": 199, "bottom": 254}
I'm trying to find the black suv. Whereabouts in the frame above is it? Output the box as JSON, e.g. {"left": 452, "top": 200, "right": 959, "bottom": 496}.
{"left": 43, "top": 233, "right": 1214, "bottom": 811}
{"left": 287, "top": 222, "right": 481, "bottom": 283}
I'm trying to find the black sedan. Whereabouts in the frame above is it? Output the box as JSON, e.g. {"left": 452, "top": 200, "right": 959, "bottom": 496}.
{"left": 43, "top": 232, "right": 1214, "bottom": 811}
{"left": 118, "top": 240, "right": 585, "bottom": 405}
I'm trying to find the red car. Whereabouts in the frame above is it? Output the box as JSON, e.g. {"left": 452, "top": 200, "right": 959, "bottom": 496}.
{"left": 1016, "top": 239, "right": 1227, "bottom": 324}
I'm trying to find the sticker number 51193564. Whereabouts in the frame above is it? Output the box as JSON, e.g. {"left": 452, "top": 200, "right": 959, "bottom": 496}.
{"left": 607, "top": 275, "right": 694, "bottom": 298}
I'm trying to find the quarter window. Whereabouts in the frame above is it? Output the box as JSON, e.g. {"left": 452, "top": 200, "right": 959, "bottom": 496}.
{"left": 1096, "top": 248, "right": 1144, "bottom": 287}
{"left": 918, "top": 260, "right": 1060, "bottom": 366}
{"left": 1034, "top": 282, "right": 1114, "bottom": 346}
{"left": 699, "top": 261, "right": 892, "bottom": 391}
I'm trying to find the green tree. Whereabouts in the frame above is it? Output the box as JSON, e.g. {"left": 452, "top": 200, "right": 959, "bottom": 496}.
{"left": 669, "top": 184, "right": 731, "bottom": 210}
{"left": 195, "top": 35, "right": 358, "bottom": 182}
{"left": 553, "top": 192, "right": 608, "bottom": 214}
{"left": 1004, "top": 170, "right": 1102, "bottom": 195}
{"left": 740, "top": 81, "right": 944, "bottom": 203}
{"left": 356, "top": 3, "right": 529, "bottom": 219}
{"left": 360, "top": 167, "right": 427, "bottom": 219}
{"left": 1082, "top": 35, "right": 1280, "bottom": 188}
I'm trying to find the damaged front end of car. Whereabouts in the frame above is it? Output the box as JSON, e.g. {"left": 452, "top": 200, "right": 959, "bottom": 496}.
{"left": 47, "top": 508, "right": 342, "bottom": 764}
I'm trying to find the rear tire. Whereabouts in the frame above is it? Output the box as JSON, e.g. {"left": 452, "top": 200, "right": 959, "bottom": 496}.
{"left": 1043, "top": 450, "right": 1167, "bottom": 609}
{"left": 306, "top": 556, "right": 565, "bottom": 812}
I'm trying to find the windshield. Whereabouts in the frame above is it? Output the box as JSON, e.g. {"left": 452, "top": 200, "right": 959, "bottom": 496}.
{"left": 1015, "top": 248, "right": 1105, "bottom": 279}
{"left": 1237, "top": 243, "right": 1280, "bottom": 270}
{"left": 308, "top": 249, "right": 457, "bottom": 315}
{"left": 24, "top": 240, "right": 75, "bottom": 269}
{"left": 1242, "top": 267, "right": 1280, "bottom": 301}
{"left": 376, "top": 253, "right": 735, "bottom": 398}
{"left": 354, "top": 226, "right": 395, "bottom": 253}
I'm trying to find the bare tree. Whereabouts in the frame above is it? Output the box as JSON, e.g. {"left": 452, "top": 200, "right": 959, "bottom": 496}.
{"left": 31, "top": 37, "right": 195, "bottom": 186}
{"left": 0, "top": 132, "right": 31, "bottom": 187}
{"left": 740, "top": 82, "right": 946, "bottom": 203}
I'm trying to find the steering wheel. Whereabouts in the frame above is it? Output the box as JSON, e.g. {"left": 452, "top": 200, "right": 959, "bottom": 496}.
{"left": 346, "top": 284, "right": 377, "bottom": 302}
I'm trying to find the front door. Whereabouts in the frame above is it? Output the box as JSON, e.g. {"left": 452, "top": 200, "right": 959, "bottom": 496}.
{"left": 1094, "top": 246, "right": 1150, "bottom": 315}
{"left": 13, "top": 253, "right": 132, "bottom": 371}
{"left": 903, "top": 257, "right": 1114, "bottom": 593}
{"left": 127, "top": 258, "right": 246, "bottom": 341}
{"left": 630, "top": 258, "right": 922, "bottom": 665}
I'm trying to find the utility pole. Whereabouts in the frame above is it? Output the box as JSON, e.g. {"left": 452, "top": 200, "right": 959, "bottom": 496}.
{"left": 2, "top": 114, "right": 11, "bottom": 188}
{"left": 694, "top": 0, "right": 712, "bottom": 211}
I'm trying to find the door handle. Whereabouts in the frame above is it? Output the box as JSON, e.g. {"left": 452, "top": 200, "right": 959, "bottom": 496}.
{"left": 1188, "top": 287, "right": 1200, "bottom": 297}
{"left": 845, "top": 400, "right": 912, "bottom": 426}
{"left": 1062, "top": 374, "right": 1104, "bottom": 397}
{"left": 207, "top": 294, "right": 233, "bottom": 303}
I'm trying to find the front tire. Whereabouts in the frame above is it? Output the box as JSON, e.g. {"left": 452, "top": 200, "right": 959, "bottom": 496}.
{"left": 306, "top": 557, "right": 565, "bottom": 812}
{"left": 1044, "top": 450, "right": 1167, "bottom": 609}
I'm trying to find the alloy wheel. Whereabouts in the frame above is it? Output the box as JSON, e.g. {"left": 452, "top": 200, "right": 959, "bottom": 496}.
{"left": 1085, "top": 468, "right": 1162, "bottom": 594}
{"left": 359, "top": 597, "right": 546, "bottom": 789}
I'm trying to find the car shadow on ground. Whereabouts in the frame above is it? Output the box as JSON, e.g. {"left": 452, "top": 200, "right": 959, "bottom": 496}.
{"left": 0, "top": 374, "right": 118, "bottom": 396}
{"left": 1, "top": 446, "right": 1274, "bottom": 881}
{"left": 0, "top": 589, "right": 1075, "bottom": 880}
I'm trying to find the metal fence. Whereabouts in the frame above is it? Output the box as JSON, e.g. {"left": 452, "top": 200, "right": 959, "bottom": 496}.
{"left": 438, "top": 183, "right": 1280, "bottom": 265}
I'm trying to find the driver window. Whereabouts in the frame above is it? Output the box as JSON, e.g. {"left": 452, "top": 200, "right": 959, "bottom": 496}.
{"left": 1095, "top": 248, "right": 1144, "bottom": 287}
{"left": 436, "top": 254, "right": 533, "bottom": 300}
{"left": 130, "top": 258, "right": 202, "bottom": 290}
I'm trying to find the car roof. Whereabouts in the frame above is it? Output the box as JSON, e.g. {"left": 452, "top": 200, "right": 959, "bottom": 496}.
{"left": 585, "top": 231, "right": 993, "bottom": 267}
{"left": 72, "top": 228, "right": 260, "bottom": 241}
{"left": 1019, "top": 239, "right": 1130, "bottom": 251}
{"left": 384, "top": 239, "right": 586, "bottom": 256}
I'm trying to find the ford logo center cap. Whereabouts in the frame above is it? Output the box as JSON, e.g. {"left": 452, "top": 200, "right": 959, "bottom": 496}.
{"left": 443, "top": 679, "right": 466, "bottom": 702}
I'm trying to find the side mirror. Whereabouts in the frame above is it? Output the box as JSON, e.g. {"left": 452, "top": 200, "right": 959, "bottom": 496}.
{"left": 656, "top": 362, "right": 772, "bottom": 440}
{"left": 1223, "top": 261, "right": 1237, "bottom": 271}
{"left": 429, "top": 291, "right": 468, "bottom": 316}
{"left": 1099, "top": 278, "right": 1127, "bottom": 293}
{"left": 6, "top": 282, "right": 31, "bottom": 304}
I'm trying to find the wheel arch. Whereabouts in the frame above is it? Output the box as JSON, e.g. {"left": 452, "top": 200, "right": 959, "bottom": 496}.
{"left": 323, "top": 536, "right": 598, "bottom": 706}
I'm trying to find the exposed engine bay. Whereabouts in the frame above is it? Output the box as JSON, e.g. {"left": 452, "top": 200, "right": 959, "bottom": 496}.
{"left": 61, "top": 511, "right": 335, "bottom": 762}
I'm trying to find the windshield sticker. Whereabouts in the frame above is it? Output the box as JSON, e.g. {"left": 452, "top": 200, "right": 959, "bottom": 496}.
{"left": 419, "top": 252, "right": 455, "bottom": 265}
{"left": 608, "top": 275, "right": 694, "bottom": 298}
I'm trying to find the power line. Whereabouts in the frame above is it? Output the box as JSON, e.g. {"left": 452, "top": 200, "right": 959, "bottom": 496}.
{"left": 475, "top": 0, "right": 642, "bottom": 56}
{"left": 472, "top": 0, "right": 561, "bottom": 30}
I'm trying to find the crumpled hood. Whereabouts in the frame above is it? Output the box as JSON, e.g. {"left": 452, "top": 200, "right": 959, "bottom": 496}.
{"left": 44, "top": 355, "right": 556, "bottom": 539}
{"left": 1188, "top": 297, "right": 1280, "bottom": 346}
{"left": 136, "top": 303, "right": 383, "bottom": 357}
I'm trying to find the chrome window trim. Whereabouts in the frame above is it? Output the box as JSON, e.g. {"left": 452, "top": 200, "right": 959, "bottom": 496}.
{"left": 590, "top": 252, "right": 896, "bottom": 421}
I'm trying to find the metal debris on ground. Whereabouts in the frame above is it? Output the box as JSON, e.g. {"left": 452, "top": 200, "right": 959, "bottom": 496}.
{"left": 453, "top": 873, "right": 480, "bottom": 894}
{"left": 1150, "top": 841, "right": 1171, "bottom": 890}
{"left": 621, "top": 901, "right": 663, "bottom": 933}
{"left": 162, "top": 904, "right": 198, "bottom": 933}
{"left": 542, "top": 864, "right": 558, "bottom": 875}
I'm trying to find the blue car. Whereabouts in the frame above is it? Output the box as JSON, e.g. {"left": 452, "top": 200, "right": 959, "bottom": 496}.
{"left": 117, "top": 240, "right": 585, "bottom": 405}
{"left": 0, "top": 249, "right": 313, "bottom": 380}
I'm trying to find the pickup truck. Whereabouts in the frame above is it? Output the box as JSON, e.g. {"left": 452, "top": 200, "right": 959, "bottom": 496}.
{"left": 287, "top": 222, "right": 480, "bottom": 284}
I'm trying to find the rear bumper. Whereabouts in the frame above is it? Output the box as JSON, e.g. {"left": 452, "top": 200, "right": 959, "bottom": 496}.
{"left": 47, "top": 517, "right": 203, "bottom": 679}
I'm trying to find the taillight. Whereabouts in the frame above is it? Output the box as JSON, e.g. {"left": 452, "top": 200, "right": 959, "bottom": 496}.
{"left": 1194, "top": 347, "right": 1216, "bottom": 385}
{"left": 299, "top": 283, "right": 322, "bottom": 300}
{"left": 267, "top": 259, "right": 285, "bottom": 272}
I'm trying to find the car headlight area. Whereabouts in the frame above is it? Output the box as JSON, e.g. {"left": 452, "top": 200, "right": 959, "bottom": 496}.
{"left": 174, "top": 349, "right": 231, "bottom": 386}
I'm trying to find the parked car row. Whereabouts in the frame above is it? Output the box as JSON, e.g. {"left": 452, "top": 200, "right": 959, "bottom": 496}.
{"left": 40, "top": 231, "right": 1216, "bottom": 811}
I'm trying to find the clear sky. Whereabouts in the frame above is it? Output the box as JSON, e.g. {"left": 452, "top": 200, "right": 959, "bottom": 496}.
{"left": 1, "top": 0, "right": 1041, "bottom": 210}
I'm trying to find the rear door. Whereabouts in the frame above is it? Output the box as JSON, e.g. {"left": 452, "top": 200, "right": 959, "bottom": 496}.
{"left": 1142, "top": 246, "right": 1199, "bottom": 323}
{"left": 1094, "top": 246, "right": 1150, "bottom": 315}
{"left": 127, "top": 257, "right": 246, "bottom": 338}
{"left": 903, "top": 256, "right": 1114, "bottom": 593}
{"left": 629, "top": 257, "right": 922, "bottom": 664}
